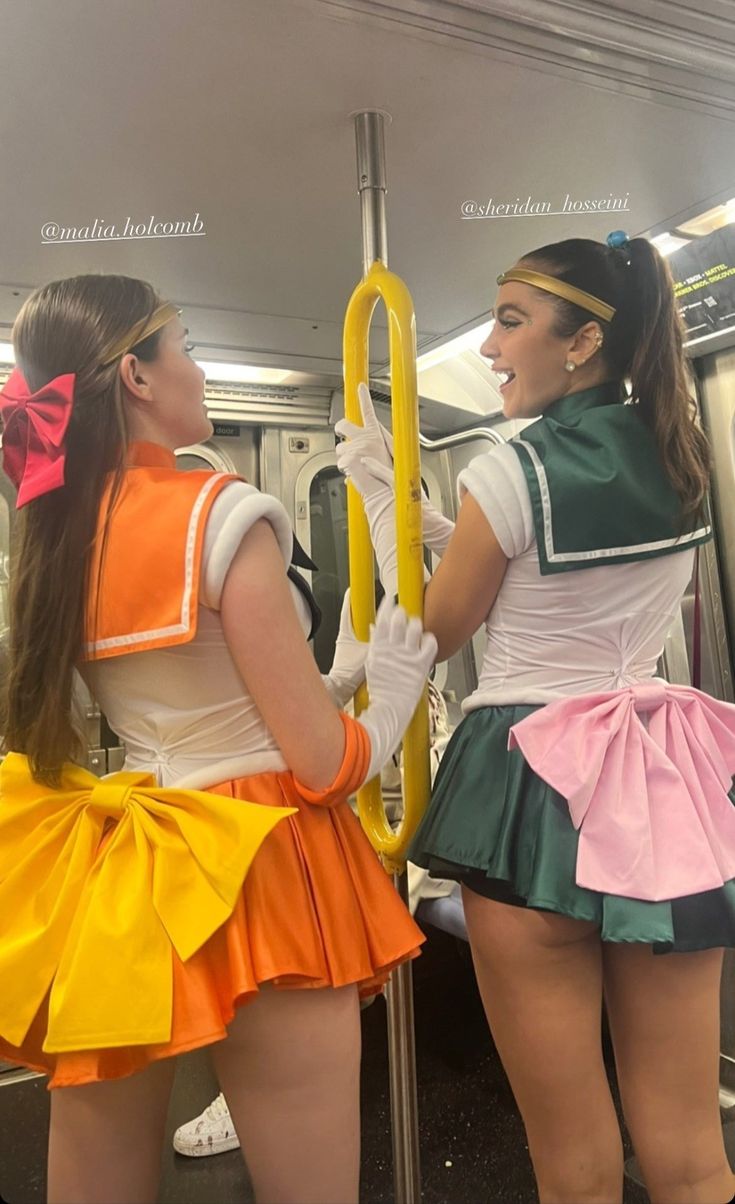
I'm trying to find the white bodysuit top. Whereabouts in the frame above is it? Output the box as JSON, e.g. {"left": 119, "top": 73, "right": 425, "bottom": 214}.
{"left": 82, "top": 482, "right": 309, "bottom": 788}
{"left": 457, "top": 442, "right": 695, "bottom": 712}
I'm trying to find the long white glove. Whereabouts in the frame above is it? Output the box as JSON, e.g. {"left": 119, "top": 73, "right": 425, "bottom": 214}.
{"left": 334, "top": 382, "right": 395, "bottom": 496}
{"left": 321, "top": 589, "right": 367, "bottom": 708}
{"left": 356, "top": 596, "right": 437, "bottom": 782}
{"left": 335, "top": 383, "right": 455, "bottom": 596}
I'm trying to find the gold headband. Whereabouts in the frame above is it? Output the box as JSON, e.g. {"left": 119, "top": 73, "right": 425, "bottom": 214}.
{"left": 496, "top": 269, "right": 615, "bottom": 323}
{"left": 99, "top": 301, "right": 181, "bottom": 366}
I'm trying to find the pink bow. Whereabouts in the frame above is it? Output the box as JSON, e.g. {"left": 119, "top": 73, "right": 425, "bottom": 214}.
{"left": 0, "top": 367, "right": 76, "bottom": 508}
{"left": 508, "top": 682, "right": 735, "bottom": 901}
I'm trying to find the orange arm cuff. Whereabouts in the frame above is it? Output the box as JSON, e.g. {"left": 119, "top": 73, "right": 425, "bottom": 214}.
{"left": 293, "top": 712, "right": 371, "bottom": 808}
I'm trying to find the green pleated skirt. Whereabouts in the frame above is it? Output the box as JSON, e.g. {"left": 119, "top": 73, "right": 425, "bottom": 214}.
{"left": 408, "top": 705, "right": 735, "bottom": 954}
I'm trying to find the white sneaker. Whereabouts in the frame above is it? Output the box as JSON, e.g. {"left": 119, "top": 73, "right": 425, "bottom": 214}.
{"left": 172, "top": 1093, "right": 241, "bottom": 1157}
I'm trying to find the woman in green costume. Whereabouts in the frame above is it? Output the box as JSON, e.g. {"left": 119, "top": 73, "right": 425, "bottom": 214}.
{"left": 337, "top": 233, "right": 735, "bottom": 1204}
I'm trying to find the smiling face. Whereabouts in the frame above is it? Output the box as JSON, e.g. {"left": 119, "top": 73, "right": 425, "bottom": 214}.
{"left": 479, "top": 272, "right": 609, "bottom": 419}
{"left": 119, "top": 315, "right": 212, "bottom": 449}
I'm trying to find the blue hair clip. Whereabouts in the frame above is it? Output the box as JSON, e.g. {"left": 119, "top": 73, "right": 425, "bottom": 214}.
{"left": 607, "top": 230, "right": 630, "bottom": 249}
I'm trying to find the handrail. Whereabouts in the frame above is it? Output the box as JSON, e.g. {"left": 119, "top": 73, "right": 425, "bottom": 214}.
{"left": 419, "top": 427, "right": 505, "bottom": 451}
{"left": 343, "top": 262, "right": 431, "bottom": 874}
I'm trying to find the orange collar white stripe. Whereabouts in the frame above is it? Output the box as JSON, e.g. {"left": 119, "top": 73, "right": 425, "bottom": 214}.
{"left": 83, "top": 442, "right": 242, "bottom": 661}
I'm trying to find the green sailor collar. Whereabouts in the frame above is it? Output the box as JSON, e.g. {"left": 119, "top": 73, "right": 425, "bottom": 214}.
{"left": 510, "top": 380, "right": 712, "bottom": 575}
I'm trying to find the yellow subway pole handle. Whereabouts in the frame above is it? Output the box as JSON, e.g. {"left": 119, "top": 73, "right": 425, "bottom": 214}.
{"left": 343, "top": 262, "right": 431, "bottom": 875}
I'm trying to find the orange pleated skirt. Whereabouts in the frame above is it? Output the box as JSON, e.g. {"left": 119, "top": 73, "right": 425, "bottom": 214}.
{"left": 0, "top": 770, "right": 424, "bottom": 1089}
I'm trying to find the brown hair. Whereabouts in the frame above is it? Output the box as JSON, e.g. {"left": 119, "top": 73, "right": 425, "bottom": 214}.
{"left": 2, "top": 275, "right": 167, "bottom": 784}
{"left": 517, "top": 238, "right": 711, "bottom": 519}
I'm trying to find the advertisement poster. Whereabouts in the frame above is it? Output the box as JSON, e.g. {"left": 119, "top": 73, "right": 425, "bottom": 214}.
{"left": 668, "top": 224, "right": 735, "bottom": 340}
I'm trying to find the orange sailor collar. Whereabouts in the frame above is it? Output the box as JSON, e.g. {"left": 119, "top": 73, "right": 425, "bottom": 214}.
{"left": 83, "top": 441, "right": 241, "bottom": 661}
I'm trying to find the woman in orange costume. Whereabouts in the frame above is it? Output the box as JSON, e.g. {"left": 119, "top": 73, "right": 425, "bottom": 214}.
{"left": 0, "top": 274, "right": 436, "bottom": 1204}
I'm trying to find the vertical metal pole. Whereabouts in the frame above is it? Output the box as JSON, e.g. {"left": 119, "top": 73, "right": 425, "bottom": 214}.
{"left": 354, "top": 111, "right": 389, "bottom": 273}
{"left": 353, "top": 109, "right": 422, "bottom": 1204}
{"left": 386, "top": 873, "right": 422, "bottom": 1204}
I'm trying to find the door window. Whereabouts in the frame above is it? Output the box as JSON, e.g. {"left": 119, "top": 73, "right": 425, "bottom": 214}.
{"left": 309, "top": 467, "right": 352, "bottom": 673}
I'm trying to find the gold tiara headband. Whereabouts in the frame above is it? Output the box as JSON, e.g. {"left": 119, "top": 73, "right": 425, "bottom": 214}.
{"left": 496, "top": 268, "right": 616, "bottom": 323}
{"left": 99, "top": 301, "right": 181, "bottom": 366}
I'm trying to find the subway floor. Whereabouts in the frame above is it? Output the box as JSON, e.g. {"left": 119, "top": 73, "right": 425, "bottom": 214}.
{"left": 0, "top": 926, "right": 724, "bottom": 1203}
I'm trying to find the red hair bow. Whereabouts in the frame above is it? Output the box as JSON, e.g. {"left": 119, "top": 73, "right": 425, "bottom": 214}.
{"left": 0, "top": 367, "right": 76, "bottom": 508}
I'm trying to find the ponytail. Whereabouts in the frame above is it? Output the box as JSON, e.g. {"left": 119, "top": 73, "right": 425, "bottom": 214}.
{"left": 625, "top": 238, "right": 710, "bottom": 520}
{"left": 520, "top": 237, "right": 711, "bottom": 520}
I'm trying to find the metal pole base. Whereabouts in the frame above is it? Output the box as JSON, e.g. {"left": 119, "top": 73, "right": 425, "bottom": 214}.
{"left": 385, "top": 872, "right": 421, "bottom": 1204}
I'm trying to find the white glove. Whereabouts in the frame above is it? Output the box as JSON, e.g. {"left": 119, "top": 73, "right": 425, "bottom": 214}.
{"left": 356, "top": 596, "right": 437, "bottom": 782}
{"left": 335, "top": 384, "right": 456, "bottom": 597}
{"left": 335, "top": 382, "right": 395, "bottom": 501}
{"left": 321, "top": 589, "right": 366, "bottom": 708}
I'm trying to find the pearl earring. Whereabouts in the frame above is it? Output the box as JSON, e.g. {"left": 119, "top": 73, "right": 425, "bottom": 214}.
{"left": 565, "top": 361, "right": 576, "bottom": 372}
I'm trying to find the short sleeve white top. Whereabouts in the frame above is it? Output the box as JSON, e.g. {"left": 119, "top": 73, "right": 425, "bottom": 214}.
{"left": 457, "top": 442, "right": 695, "bottom": 712}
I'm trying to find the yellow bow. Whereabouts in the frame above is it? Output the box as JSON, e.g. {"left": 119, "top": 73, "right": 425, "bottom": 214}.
{"left": 0, "top": 755, "right": 296, "bottom": 1052}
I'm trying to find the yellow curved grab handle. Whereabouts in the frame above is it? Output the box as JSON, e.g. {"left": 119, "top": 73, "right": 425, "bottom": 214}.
{"left": 343, "top": 262, "right": 431, "bottom": 874}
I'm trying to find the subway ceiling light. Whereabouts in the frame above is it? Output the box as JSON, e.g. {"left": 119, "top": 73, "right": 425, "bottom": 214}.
{"left": 650, "top": 232, "right": 691, "bottom": 257}
{"left": 0, "top": 345, "right": 292, "bottom": 383}
{"left": 416, "top": 320, "right": 493, "bottom": 373}
{"left": 675, "top": 197, "right": 735, "bottom": 238}
{"left": 197, "top": 360, "right": 291, "bottom": 384}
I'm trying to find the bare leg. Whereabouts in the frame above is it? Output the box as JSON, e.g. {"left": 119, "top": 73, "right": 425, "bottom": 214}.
{"left": 47, "top": 1056, "right": 176, "bottom": 1204}
{"left": 462, "top": 887, "right": 623, "bottom": 1203}
{"left": 211, "top": 984, "right": 361, "bottom": 1204}
{"left": 603, "top": 942, "right": 735, "bottom": 1204}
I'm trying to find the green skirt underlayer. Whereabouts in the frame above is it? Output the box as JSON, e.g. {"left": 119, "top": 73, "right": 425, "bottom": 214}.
{"left": 408, "top": 705, "right": 735, "bottom": 954}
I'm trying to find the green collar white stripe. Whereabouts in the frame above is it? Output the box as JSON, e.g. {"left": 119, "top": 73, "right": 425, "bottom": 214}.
{"left": 516, "top": 436, "right": 711, "bottom": 567}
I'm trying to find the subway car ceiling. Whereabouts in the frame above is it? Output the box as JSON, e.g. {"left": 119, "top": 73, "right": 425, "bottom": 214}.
{"left": 0, "top": 0, "right": 734, "bottom": 422}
